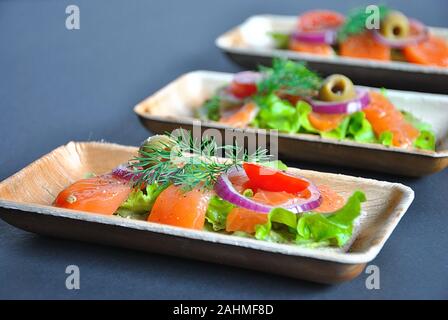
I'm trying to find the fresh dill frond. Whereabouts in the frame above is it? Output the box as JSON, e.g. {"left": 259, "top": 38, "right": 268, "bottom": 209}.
{"left": 255, "top": 58, "right": 323, "bottom": 100}
{"left": 129, "top": 131, "right": 271, "bottom": 190}
{"left": 337, "top": 5, "right": 390, "bottom": 41}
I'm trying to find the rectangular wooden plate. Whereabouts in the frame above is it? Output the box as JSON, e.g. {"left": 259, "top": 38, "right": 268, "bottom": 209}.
{"left": 215, "top": 15, "right": 448, "bottom": 94}
{"left": 0, "top": 142, "right": 414, "bottom": 283}
{"left": 134, "top": 71, "right": 448, "bottom": 177}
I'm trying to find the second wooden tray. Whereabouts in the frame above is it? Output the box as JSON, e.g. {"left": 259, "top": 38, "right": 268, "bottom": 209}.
{"left": 134, "top": 71, "right": 448, "bottom": 177}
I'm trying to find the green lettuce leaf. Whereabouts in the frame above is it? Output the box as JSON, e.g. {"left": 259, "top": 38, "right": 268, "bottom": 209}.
{"left": 255, "top": 97, "right": 355, "bottom": 141}
{"left": 259, "top": 160, "right": 288, "bottom": 170}
{"left": 297, "top": 191, "right": 366, "bottom": 246}
{"left": 255, "top": 207, "right": 298, "bottom": 240}
{"left": 115, "top": 183, "right": 168, "bottom": 220}
{"left": 264, "top": 229, "right": 296, "bottom": 244}
{"left": 379, "top": 131, "right": 394, "bottom": 147}
{"left": 253, "top": 93, "right": 438, "bottom": 151}
{"left": 297, "top": 100, "right": 319, "bottom": 134}
{"left": 254, "top": 94, "right": 300, "bottom": 133}
{"left": 347, "top": 112, "right": 377, "bottom": 143}
{"left": 321, "top": 116, "right": 351, "bottom": 140}
{"left": 205, "top": 195, "right": 235, "bottom": 231}
{"left": 255, "top": 191, "right": 366, "bottom": 247}
{"left": 414, "top": 130, "right": 436, "bottom": 151}
{"left": 401, "top": 111, "right": 436, "bottom": 151}
{"left": 297, "top": 210, "right": 355, "bottom": 246}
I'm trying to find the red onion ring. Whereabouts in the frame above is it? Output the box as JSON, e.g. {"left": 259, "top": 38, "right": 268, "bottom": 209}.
{"left": 233, "top": 71, "right": 262, "bottom": 84}
{"left": 291, "top": 29, "right": 338, "bottom": 45}
{"left": 214, "top": 167, "right": 322, "bottom": 214}
{"left": 307, "top": 89, "right": 370, "bottom": 114}
{"left": 112, "top": 164, "right": 142, "bottom": 181}
{"left": 372, "top": 19, "right": 429, "bottom": 49}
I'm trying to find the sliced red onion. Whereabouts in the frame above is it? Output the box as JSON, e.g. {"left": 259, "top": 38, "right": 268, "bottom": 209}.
{"left": 372, "top": 19, "right": 428, "bottom": 49}
{"left": 233, "top": 71, "right": 262, "bottom": 84}
{"left": 291, "top": 29, "right": 338, "bottom": 45}
{"left": 214, "top": 167, "right": 322, "bottom": 214}
{"left": 307, "top": 89, "right": 370, "bottom": 114}
{"left": 112, "top": 164, "right": 142, "bottom": 181}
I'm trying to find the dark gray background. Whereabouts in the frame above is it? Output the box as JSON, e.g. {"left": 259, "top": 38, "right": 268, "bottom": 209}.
{"left": 0, "top": 0, "right": 447, "bottom": 299}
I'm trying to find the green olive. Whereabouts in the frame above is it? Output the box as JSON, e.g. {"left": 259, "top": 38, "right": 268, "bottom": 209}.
{"left": 139, "top": 135, "right": 177, "bottom": 159}
{"left": 380, "top": 11, "right": 410, "bottom": 39}
{"left": 318, "top": 74, "right": 357, "bottom": 102}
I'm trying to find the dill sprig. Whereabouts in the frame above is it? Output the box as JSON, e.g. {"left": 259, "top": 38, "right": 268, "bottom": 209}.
{"left": 256, "top": 58, "right": 323, "bottom": 99}
{"left": 337, "top": 5, "right": 390, "bottom": 41}
{"left": 129, "top": 131, "right": 271, "bottom": 190}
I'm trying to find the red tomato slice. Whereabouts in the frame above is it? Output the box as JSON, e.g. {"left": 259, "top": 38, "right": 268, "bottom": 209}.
{"left": 229, "top": 71, "right": 260, "bottom": 99}
{"left": 230, "top": 82, "right": 257, "bottom": 99}
{"left": 242, "top": 163, "right": 310, "bottom": 194}
{"left": 54, "top": 175, "right": 131, "bottom": 215}
{"left": 297, "top": 10, "right": 345, "bottom": 32}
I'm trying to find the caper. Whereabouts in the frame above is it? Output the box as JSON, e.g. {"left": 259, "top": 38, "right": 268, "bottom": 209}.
{"left": 380, "top": 11, "right": 410, "bottom": 39}
{"left": 318, "top": 74, "right": 357, "bottom": 102}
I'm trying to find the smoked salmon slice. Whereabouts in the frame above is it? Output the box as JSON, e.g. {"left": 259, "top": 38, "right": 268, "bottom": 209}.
{"left": 289, "top": 40, "right": 334, "bottom": 56}
{"left": 363, "top": 91, "right": 419, "bottom": 147}
{"left": 339, "top": 32, "right": 391, "bottom": 61}
{"left": 219, "top": 102, "right": 258, "bottom": 128}
{"left": 54, "top": 175, "right": 131, "bottom": 215}
{"left": 403, "top": 36, "right": 448, "bottom": 67}
{"left": 313, "top": 185, "right": 345, "bottom": 213}
{"left": 308, "top": 112, "right": 347, "bottom": 132}
{"left": 148, "top": 185, "right": 212, "bottom": 230}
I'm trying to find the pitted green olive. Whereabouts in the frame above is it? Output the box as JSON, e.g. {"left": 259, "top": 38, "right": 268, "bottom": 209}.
{"left": 380, "top": 11, "right": 410, "bottom": 39}
{"left": 318, "top": 74, "right": 357, "bottom": 102}
{"left": 140, "top": 135, "right": 177, "bottom": 156}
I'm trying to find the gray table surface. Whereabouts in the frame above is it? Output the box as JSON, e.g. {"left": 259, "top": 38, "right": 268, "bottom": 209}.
{"left": 1, "top": 0, "right": 447, "bottom": 299}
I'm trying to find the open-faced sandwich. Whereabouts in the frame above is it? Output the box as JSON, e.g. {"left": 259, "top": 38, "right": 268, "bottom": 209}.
{"left": 197, "top": 58, "right": 436, "bottom": 151}
{"left": 53, "top": 133, "right": 366, "bottom": 248}
{"left": 269, "top": 7, "right": 448, "bottom": 67}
